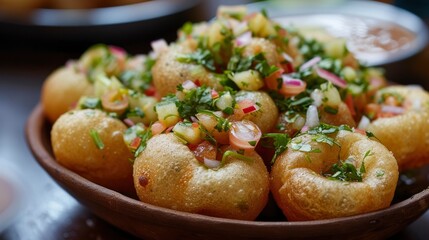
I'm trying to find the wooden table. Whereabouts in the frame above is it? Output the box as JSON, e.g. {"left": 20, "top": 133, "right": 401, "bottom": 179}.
{"left": 1, "top": 1, "right": 429, "bottom": 239}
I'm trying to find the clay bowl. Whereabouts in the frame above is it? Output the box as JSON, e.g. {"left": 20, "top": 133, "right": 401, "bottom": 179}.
{"left": 26, "top": 103, "right": 429, "bottom": 240}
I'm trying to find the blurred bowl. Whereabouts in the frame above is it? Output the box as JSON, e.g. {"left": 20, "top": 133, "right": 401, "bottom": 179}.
{"left": 0, "top": 160, "right": 25, "bottom": 233}
{"left": 248, "top": 0, "right": 428, "bottom": 66}
{"left": 0, "top": 0, "right": 200, "bottom": 43}
{"left": 26, "top": 103, "right": 429, "bottom": 240}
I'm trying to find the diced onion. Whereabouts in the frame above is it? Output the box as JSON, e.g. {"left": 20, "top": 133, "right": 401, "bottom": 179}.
{"left": 305, "top": 105, "right": 319, "bottom": 128}
{"left": 310, "top": 89, "right": 323, "bottom": 107}
{"left": 357, "top": 116, "right": 370, "bottom": 130}
{"left": 235, "top": 31, "right": 252, "bottom": 46}
{"left": 279, "top": 75, "right": 306, "bottom": 96}
{"left": 316, "top": 68, "right": 347, "bottom": 88}
{"left": 299, "top": 56, "right": 321, "bottom": 71}
{"left": 151, "top": 39, "right": 168, "bottom": 56}
{"left": 204, "top": 157, "right": 221, "bottom": 169}
{"left": 300, "top": 125, "right": 309, "bottom": 133}
{"left": 151, "top": 121, "right": 167, "bottom": 135}
{"left": 123, "top": 118, "right": 135, "bottom": 127}
{"left": 381, "top": 105, "right": 405, "bottom": 115}
{"left": 229, "top": 120, "right": 262, "bottom": 150}
{"left": 182, "top": 80, "right": 197, "bottom": 90}
{"left": 109, "top": 45, "right": 126, "bottom": 58}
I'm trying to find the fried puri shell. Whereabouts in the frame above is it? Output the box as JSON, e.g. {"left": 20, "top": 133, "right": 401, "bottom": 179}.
{"left": 319, "top": 102, "right": 356, "bottom": 128}
{"left": 234, "top": 91, "right": 279, "bottom": 133}
{"left": 133, "top": 133, "right": 270, "bottom": 220}
{"left": 367, "top": 86, "right": 429, "bottom": 170}
{"left": 51, "top": 109, "right": 134, "bottom": 196}
{"left": 243, "top": 38, "right": 279, "bottom": 66}
{"left": 152, "top": 44, "right": 223, "bottom": 97}
{"left": 41, "top": 66, "right": 94, "bottom": 123}
{"left": 271, "top": 130, "right": 398, "bottom": 221}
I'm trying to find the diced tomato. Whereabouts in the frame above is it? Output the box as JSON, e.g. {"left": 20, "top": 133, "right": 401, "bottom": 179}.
{"left": 129, "top": 137, "right": 142, "bottom": 150}
{"left": 344, "top": 94, "right": 356, "bottom": 117}
{"left": 264, "top": 68, "right": 284, "bottom": 90}
{"left": 151, "top": 121, "right": 167, "bottom": 135}
{"left": 365, "top": 103, "right": 381, "bottom": 120}
{"left": 144, "top": 85, "right": 157, "bottom": 96}
{"left": 211, "top": 89, "right": 219, "bottom": 99}
{"left": 237, "top": 99, "right": 259, "bottom": 115}
{"left": 192, "top": 141, "right": 217, "bottom": 163}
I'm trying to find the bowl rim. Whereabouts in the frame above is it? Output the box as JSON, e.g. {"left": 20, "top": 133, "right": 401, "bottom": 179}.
{"left": 0, "top": 0, "right": 200, "bottom": 27}
{"left": 26, "top": 103, "right": 429, "bottom": 236}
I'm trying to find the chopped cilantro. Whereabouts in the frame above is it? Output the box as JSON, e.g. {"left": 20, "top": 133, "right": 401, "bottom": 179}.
{"left": 80, "top": 97, "right": 101, "bottom": 109}
{"left": 176, "top": 48, "right": 216, "bottom": 71}
{"left": 325, "top": 158, "right": 365, "bottom": 182}
{"left": 90, "top": 129, "right": 104, "bottom": 150}
{"left": 262, "top": 133, "right": 291, "bottom": 164}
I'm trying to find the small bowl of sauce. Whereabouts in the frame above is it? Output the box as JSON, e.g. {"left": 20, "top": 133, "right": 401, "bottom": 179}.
{"left": 249, "top": 0, "right": 428, "bottom": 66}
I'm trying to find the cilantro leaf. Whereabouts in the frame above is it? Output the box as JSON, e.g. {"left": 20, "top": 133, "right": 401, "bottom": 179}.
{"left": 262, "top": 133, "right": 291, "bottom": 164}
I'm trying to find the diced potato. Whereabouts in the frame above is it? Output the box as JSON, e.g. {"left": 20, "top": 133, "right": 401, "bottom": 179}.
{"left": 173, "top": 122, "right": 202, "bottom": 145}
{"left": 155, "top": 102, "right": 180, "bottom": 127}
{"left": 342, "top": 66, "right": 357, "bottom": 82}
{"left": 248, "top": 13, "right": 275, "bottom": 37}
{"left": 324, "top": 38, "right": 347, "bottom": 58}
{"left": 216, "top": 92, "right": 234, "bottom": 111}
{"left": 217, "top": 5, "right": 247, "bottom": 20}
{"left": 321, "top": 82, "right": 341, "bottom": 108}
{"left": 231, "top": 70, "right": 264, "bottom": 91}
{"left": 208, "top": 21, "right": 225, "bottom": 47}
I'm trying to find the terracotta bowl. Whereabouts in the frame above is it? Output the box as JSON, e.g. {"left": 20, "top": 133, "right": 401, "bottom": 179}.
{"left": 26, "top": 103, "right": 429, "bottom": 240}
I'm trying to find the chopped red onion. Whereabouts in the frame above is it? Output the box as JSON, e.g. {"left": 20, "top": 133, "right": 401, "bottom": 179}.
{"left": 182, "top": 80, "right": 197, "bottom": 90}
{"left": 301, "top": 125, "right": 309, "bottom": 133}
{"left": 357, "top": 116, "right": 370, "bottom": 130}
{"left": 305, "top": 105, "right": 319, "bottom": 128}
{"left": 281, "top": 52, "right": 293, "bottom": 63}
{"left": 204, "top": 157, "right": 221, "bottom": 169}
{"left": 316, "top": 68, "right": 347, "bottom": 88}
{"left": 381, "top": 105, "right": 405, "bottom": 114}
{"left": 123, "top": 118, "right": 135, "bottom": 127}
{"left": 310, "top": 89, "right": 323, "bottom": 107}
{"left": 282, "top": 75, "right": 304, "bottom": 86}
{"left": 299, "top": 56, "right": 321, "bottom": 71}
{"left": 151, "top": 39, "right": 168, "bottom": 56}
{"left": 109, "top": 45, "right": 126, "bottom": 58}
{"left": 235, "top": 31, "right": 252, "bottom": 46}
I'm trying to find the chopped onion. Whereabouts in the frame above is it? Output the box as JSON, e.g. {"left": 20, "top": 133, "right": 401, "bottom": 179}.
{"left": 151, "top": 39, "right": 168, "bottom": 56}
{"left": 182, "top": 80, "right": 197, "bottom": 90}
{"left": 301, "top": 125, "right": 309, "bottom": 133}
{"left": 151, "top": 121, "right": 167, "bottom": 135}
{"left": 281, "top": 52, "right": 293, "bottom": 63}
{"left": 279, "top": 75, "right": 306, "bottom": 96}
{"left": 123, "top": 118, "right": 135, "bottom": 127}
{"left": 316, "top": 68, "right": 347, "bottom": 88}
{"left": 204, "top": 157, "right": 221, "bottom": 169}
{"left": 310, "top": 89, "right": 323, "bottom": 107}
{"left": 300, "top": 56, "right": 321, "bottom": 71}
{"left": 305, "top": 105, "right": 319, "bottom": 128}
{"left": 235, "top": 31, "right": 252, "bottom": 46}
{"left": 238, "top": 99, "right": 259, "bottom": 114}
{"left": 229, "top": 120, "right": 262, "bottom": 150}
{"left": 357, "top": 116, "right": 370, "bottom": 130}
{"left": 109, "top": 45, "right": 126, "bottom": 58}
{"left": 381, "top": 105, "right": 405, "bottom": 115}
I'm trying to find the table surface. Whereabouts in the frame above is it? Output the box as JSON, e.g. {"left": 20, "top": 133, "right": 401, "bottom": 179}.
{"left": 1, "top": 1, "right": 429, "bottom": 239}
